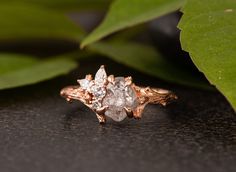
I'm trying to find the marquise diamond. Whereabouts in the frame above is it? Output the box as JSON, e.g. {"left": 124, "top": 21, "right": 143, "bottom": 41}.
{"left": 95, "top": 65, "right": 107, "bottom": 86}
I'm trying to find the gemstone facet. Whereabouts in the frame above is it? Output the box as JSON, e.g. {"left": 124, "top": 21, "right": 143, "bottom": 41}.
{"left": 78, "top": 79, "right": 90, "bottom": 90}
{"left": 102, "top": 77, "right": 137, "bottom": 121}
{"left": 95, "top": 65, "right": 107, "bottom": 86}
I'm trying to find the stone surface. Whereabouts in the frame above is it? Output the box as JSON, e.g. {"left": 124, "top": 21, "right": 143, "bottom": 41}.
{"left": 102, "top": 77, "right": 137, "bottom": 121}
{"left": 89, "top": 83, "right": 106, "bottom": 99}
{"left": 78, "top": 79, "right": 90, "bottom": 90}
{"left": 0, "top": 60, "right": 235, "bottom": 172}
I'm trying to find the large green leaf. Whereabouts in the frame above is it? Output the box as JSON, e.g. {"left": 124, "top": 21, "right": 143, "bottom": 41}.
{"left": 0, "top": 3, "right": 84, "bottom": 41}
{"left": 81, "top": 0, "right": 185, "bottom": 48}
{"left": 0, "top": 0, "right": 111, "bottom": 11}
{"left": 178, "top": 0, "right": 236, "bottom": 110}
{"left": 0, "top": 54, "right": 77, "bottom": 90}
{"left": 88, "top": 41, "right": 210, "bottom": 89}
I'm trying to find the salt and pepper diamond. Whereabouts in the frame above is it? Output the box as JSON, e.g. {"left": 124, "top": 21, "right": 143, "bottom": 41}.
{"left": 77, "top": 66, "right": 137, "bottom": 122}
{"left": 102, "top": 77, "right": 138, "bottom": 121}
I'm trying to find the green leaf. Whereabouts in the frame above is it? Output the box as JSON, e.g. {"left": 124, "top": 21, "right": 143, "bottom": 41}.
{"left": 81, "top": 0, "right": 185, "bottom": 48}
{"left": 0, "top": 3, "right": 84, "bottom": 41}
{"left": 0, "top": 0, "right": 111, "bottom": 11}
{"left": 178, "top": 0, "right": 236, "bottom": 110}
{"left": 0, "top": 54, "right": 77, "bottom": 90}
{"left": 88, "top": 41, "right": 210, "bottom": 89}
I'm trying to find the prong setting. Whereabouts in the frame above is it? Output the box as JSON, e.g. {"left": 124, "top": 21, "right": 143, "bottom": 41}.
{"left": 132, "top": 104, "right": 146, "bottom": 119}
{"left": 124, "top": 107, "right": 133, "bottom": 118}
{"left": 108, "top": 75, "right": 115, "bottom": 84}
{"left": 96, "top": 114, "right": 106, "bottom": 124}
{"left": 95, "top": 106, "right": 109, "bottom": 115}
{"left": 125, "top": 76, "right": 132, "bottom": 86}
{"left": 85, "top": 74, "right": 93, "bottom": 80}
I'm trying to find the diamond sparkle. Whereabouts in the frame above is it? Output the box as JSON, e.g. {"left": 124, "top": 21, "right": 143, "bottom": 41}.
{"left": 102, "top": 77, "right": 137, "bottom": 121}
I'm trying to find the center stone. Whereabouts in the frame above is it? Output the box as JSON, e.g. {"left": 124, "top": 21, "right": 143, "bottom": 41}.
{"left": 102, "top": 77, "right": 137, "bottom": 122}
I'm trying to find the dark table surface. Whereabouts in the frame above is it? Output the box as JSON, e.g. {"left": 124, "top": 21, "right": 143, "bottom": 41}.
{"left": 0, "top": 58, "right": 235, "bottom": 172}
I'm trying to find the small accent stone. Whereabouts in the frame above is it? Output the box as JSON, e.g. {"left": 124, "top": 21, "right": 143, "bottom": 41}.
{"left": 90, "top": 84, "right": 106, "bottom": 99}
{"left": 78, "top": 79, "right": 90, "bottom": 90}
{"left": 84, "top": 78, "right": 106, "bottom": 110}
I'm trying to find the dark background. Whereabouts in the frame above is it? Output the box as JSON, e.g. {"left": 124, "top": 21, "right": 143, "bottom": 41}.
{"left": 0, "top": 12, "right": 235, "bottom": 172}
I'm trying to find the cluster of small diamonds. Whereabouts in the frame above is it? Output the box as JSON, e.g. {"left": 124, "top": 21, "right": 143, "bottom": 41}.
{"left": 77, "top": 66, "right": 107, "bottom": 109}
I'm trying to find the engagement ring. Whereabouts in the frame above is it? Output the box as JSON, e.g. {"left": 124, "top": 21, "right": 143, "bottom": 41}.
{"left": 60, "top": 65, "right": 177, "bottom": 124}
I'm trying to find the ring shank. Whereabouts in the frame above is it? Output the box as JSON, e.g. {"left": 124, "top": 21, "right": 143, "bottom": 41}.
{"left": 133, "top": 86, "right": 177, "bottom": 106}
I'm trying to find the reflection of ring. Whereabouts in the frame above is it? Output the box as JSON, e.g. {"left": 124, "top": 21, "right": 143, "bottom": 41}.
{"left": 60, "top": 65, "right": 177, "bottom": 124}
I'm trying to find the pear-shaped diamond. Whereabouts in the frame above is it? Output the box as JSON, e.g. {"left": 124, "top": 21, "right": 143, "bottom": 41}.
{"left": 95, "top": 65, "right": 107, "bottom": 86}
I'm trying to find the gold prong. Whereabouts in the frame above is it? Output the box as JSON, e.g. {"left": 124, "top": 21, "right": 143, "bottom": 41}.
{"left": 125, "top": 76, "right": 132, "bottom": 86}
{"left": 96, "top": 106, "right": 108, "bottom": 115}
{"left": 66, "top": 98, "right": 72, "bottom": 103}
{"left": 138, "top": 96, "right": 149, "bottom": 105}
{"left": 96, "top": 114, "right": 106, "bottom": 124}
{"left": 108, "top": 75, "right": 115, "bottom": 84}
{"left": 85, "top": 74, "right": 93, "bottom": 80}
{"left": 133, "top": 104, "right": 146, "bottom": 119}
{"left": 144, "top": 87, "right": 151, "bottom": 92}
{"left": 124, "top": 107, "right": 133, "bottom": 118}
{"left": 84, "top": 92, "right": 92, "bottom": 104}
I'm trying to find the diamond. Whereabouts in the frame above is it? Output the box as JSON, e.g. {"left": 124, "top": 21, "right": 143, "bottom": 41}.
{"left": 102, "top": 77, "right": 138, "bottom": 122}
{"left": 95, "top": 65, "right": 107, "bottom": 86}
{"left": 125, "top": 86, "right": 138, "bottom": 108}
{"left": 78, "top": 79, "right": 90, "bottom": 90}
{"left": 90, "top": 84, "right": 106, "bottom": 99}
{"left": 87, "top": 80, "right": 107, "bottom": 109}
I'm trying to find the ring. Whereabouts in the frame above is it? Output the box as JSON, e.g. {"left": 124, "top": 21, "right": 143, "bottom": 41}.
{"left": 60, "top": 65, "right": 177, "bottom": 124}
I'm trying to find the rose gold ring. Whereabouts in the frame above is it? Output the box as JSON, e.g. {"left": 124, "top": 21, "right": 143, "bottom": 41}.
{"left": 60, "top": 65, "right": 177, "bottom": 124}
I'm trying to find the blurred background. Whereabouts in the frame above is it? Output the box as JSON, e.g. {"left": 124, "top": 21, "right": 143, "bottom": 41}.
{"left": 0, "top": 0, "right": 211, "bottom": 90}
